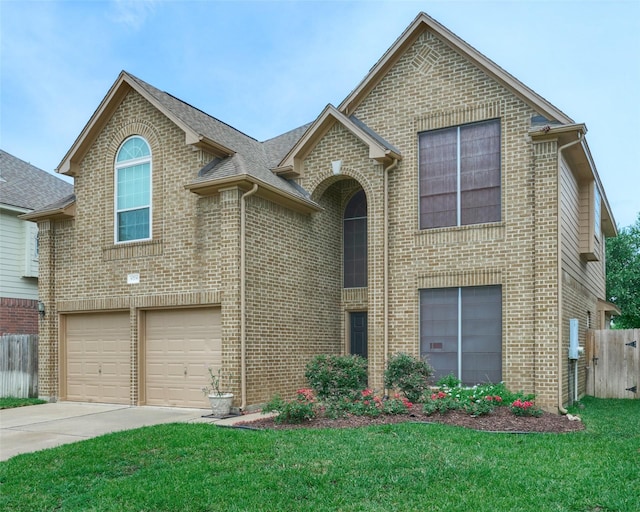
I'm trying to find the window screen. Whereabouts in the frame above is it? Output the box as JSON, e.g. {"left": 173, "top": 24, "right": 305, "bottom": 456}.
{"left": 419, "top": 119, "right": 500, "bottom": 229}
{"left": 343, "top": 190, "right": 367, "bottom": 288}
{"left": 421, "top": 285, "right": 502, "bottom": 385}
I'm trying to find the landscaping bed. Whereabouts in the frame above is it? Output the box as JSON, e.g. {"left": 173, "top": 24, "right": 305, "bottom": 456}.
{"left": 238, "top": 404, "right": 585, "bottom": 433}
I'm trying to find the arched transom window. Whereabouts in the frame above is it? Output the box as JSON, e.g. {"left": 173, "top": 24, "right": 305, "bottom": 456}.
{"left": 343, "top": 189, "right": 367, "bottom": 288}
{"left": 115, "top": 136, "right": 151, "bottom": 242}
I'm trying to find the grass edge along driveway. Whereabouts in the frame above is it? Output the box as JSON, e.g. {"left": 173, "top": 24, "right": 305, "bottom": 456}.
{"left": 1, "top": 396, "right": 638, "bottom": 512}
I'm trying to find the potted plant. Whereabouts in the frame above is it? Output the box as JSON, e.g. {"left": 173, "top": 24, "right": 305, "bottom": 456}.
{"left": 202, "top": 367, "right": 234, "bottom": 417}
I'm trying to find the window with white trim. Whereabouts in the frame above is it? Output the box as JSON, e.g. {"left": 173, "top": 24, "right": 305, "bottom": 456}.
{"left": 420, "top": 285, "right": 502, "bottom": 385}
{"left": 419, "top": 119, "right": 501, "bottom": 229}
{"left": 115, "top": 136, "right": 151, "bottom": 242}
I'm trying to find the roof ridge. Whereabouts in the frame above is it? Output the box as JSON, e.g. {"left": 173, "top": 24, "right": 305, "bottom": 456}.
{"left": 124, "top": 71, "right": 259, "bottom": 144}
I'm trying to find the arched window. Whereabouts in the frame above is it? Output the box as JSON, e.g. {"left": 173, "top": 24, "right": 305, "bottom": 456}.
{"left": 115, "top": 136, "right": 151, "bottom": 242}
{"left": 343, "top": 189, "right": 367, "bottom": 288}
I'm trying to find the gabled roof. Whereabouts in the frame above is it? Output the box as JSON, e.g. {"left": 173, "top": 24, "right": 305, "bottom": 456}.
{"left": 273, "top": 105, "right": 402, "bottom": 178}
{"left": 339, "top": 12, "right": 574, "bottom": 124}
{"left": 58, "top": 71, "right": 258, "bottom": 176}
{"left": 0, "top": 150, "right": 73, "bottom": 211}
{"left": 55, "top": 71, "right": 319, "bottom": 213}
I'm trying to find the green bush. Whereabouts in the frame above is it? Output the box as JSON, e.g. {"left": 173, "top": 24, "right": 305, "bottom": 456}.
{"left": 435, "top": 373, "right": 461, "bottom": 389}
{"left": 422, "top": 390, "right": 462, "bottom": 415}
{"left": 384, "top": 352, "right": 433, "bottom": 402}
{"left": 305, "top": 354, "right": 368, "bottom": 400}
{"left": 261, "top": 390, "right": 316, "bottom": 424}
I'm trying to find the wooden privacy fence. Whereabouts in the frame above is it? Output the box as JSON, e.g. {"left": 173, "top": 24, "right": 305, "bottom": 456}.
{"left": 0, "top": 334, "right": 38, "bottom": 398}
{"left": 586, "top": 329, "right": 639, "bottom": 399}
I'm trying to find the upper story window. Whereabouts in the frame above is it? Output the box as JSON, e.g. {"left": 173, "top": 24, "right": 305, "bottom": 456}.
{"left": 419, "top": 119, "right": 501, "bottom": 229}
{"left": 115, "top": 136, "right": 151, "bottom": 243}
{"left": 343, "top": 189, "right": 367, "bottom": 288}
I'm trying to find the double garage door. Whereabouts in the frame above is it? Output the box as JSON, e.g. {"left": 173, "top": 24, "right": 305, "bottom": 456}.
{"left": 64, "top": 308, "right": 221, "bottom": 407}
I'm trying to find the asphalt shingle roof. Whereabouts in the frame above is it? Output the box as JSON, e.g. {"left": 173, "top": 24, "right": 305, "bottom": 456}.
{"left": 126, "top": 72, "right": 312, "bottom": 200}
{"left": 0, "top": 150, "right": 74, "bottom": 211}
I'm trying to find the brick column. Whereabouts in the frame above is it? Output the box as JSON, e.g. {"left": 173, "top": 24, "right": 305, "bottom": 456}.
{"left": 532, "top": 140, "right": 560, "bottom": 410}
{"left": 36, "top": 220, "right": 58, "bottom": 401}
{"left": 219, "top": 187, "right": 242, "bottom": 402}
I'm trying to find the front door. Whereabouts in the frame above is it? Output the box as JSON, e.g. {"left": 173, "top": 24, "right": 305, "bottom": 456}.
{"left": 350, "top": 312, "right": 368, "bottom": 358}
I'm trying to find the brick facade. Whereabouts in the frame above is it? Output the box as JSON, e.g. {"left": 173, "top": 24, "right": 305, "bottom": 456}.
{"left": 0, "top": 298, "right": 39, "bottom": 335}
{"left": 34, "top": 14, "right": 613, "bottom": 412}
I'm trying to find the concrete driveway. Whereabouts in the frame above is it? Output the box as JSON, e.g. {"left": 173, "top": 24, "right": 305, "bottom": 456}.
{"left": 0, "top": 402, "right": 238, "bottom": 461}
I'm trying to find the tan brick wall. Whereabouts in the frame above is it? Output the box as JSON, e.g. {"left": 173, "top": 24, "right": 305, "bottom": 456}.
{"left": 38, "top": 26, "right": 608, "bottom": 412}
{"left": 39, "top": 90, "right": 229, "bottom": 403}
{"left": 295, "top": 29, "right": 567, "bottom": 408}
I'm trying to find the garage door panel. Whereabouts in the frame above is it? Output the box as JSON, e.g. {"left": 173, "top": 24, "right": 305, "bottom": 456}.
{"left": 145, "top": 308, "right": 221, "bottom": 408}
{"left": 65, "top": 312, "right": 130, "bottom": 404}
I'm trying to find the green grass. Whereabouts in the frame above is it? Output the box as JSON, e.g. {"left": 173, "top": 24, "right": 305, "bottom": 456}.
{"left": 1, "top": 397, "right": 638, "bottom": 511}
{"left": 0, "top": 396, "right": 46, "bottom": 409}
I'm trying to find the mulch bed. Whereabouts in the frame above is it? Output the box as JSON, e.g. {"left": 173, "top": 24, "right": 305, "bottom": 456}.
{"left": 236, "top": 406, "right": 585, "bottom": 433}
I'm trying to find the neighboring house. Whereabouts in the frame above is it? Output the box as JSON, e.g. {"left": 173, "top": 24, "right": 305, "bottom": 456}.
{"left": 0, "top": 151, "right": 73, "bottom": 335}
{"left": 24, "top": 12, "right": 618, "bottom": 412}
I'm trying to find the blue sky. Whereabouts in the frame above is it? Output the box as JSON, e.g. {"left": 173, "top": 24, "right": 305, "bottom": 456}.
{"left": 1, "top": 0, "right": 638, "bottom": 228}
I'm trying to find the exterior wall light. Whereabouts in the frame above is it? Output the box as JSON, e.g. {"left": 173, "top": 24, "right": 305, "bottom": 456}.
{"left": 38, "top": 300, "right": 46, "bottom": 318}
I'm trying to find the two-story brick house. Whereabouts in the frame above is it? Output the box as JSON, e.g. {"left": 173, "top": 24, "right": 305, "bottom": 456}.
{"left": 25, "top": 12, "right": 617, "bottom": 412}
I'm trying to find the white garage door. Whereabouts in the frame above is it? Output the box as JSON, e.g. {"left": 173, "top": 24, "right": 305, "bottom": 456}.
{"left": 65, "top": 312, "right": 131, "bottom": 404}
{"left": 145, "top": 308, "right": 221, "bottom": 408}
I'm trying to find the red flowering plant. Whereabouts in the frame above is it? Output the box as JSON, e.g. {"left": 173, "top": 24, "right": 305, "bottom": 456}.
{"left": 463, "top": 395, "right": 503, "bottom": 417}
{"left": 381, "top": 393, "right": 413, "bottom": 415}
{"left": 422, "top": 390, "right": 462, "bottom": 415}
{"left": 510, "top": 398, "right": 543, "bottom": 417}
{"left": 261, "top": 388, "right": 317, "bottom": 424}
{"left": 352, "top": 389, "right": 385, "bottom": 417}
{"left": 339, "top": 389, "right": 414, "bottom": 417}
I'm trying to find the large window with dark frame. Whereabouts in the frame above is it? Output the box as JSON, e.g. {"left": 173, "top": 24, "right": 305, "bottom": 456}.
{"left": 343, "top": 190, "right": 367, "bottom": 288}
{"left": 419, "top": 119, "right": 501, "bottom": 229}
{"left": 115, "top": 136, "right": 151, "bottom": 243}
{"left": 420, "top": 285, "right": 502, "bottom": 385}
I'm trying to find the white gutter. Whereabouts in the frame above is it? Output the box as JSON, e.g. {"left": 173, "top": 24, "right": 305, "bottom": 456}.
{"left": 240, "top": 183, "right": 259, "bottom": 410}
{"left": 383, "top": 158, "right": 399, "bottom": 386}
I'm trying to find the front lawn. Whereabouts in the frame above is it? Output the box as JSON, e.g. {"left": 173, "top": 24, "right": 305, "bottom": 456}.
{"left": 1, "top": 397, "right": 638, "bottom": 511}
{"left": 0, "top": 397, "right": 46, "bottom": 409}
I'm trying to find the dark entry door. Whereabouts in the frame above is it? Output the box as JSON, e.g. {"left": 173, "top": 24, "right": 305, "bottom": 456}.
{"left": 350, "top": 312, "right": 368, "bottom": 358}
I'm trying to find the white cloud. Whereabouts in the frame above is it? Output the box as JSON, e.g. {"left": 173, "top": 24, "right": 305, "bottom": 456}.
{"left": 109, "top": 0, "right": 157, "bottom": 30}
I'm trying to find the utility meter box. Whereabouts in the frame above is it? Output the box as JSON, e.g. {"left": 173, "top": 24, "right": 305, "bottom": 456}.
{"left": 569, "top": 318, "right": 580, "bottom": 359}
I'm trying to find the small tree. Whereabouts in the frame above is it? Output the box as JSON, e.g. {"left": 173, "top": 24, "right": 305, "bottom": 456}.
{"left": 606, "top": 212, "right": 640, "bottom": 328}
{"left": 384, "top": 353, "right": 433, "bottom": 402}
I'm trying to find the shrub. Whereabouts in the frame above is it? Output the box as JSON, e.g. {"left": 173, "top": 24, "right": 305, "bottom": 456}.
{"left": 384, "top": 353, "right": 433, "bottom": 402}
{"left": 381, "top": 395, "right": 413, "bottom": 415}
{"left": 462, "top": 396, "right": 501, "bottom": 417}
{"left": 305, "top": 354, "right": 368, "bottom": 401}
{"left": 348, "top": 389, "right": 383, "bottom": 417}
{"left": 435, "top": 373, "right": 461, "bottom": 389}
{"left": 262, "top": 389, "right": 317, "bottom": 424}
{"left": 423, "top": 390, "right": 461, "bottom": 415}
{"left": 510, "top": 399, "right": 543, "bottom": 417}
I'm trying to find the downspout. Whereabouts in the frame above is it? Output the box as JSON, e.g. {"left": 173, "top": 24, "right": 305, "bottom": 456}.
{"left": 383, "top": 158, "right": 399, "bottom": 384}
{"left": 240, "top": 183, "right": 259, "bottom": 411}
{"left": 556, "top": 134, "right": 583, "bottom": 414}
